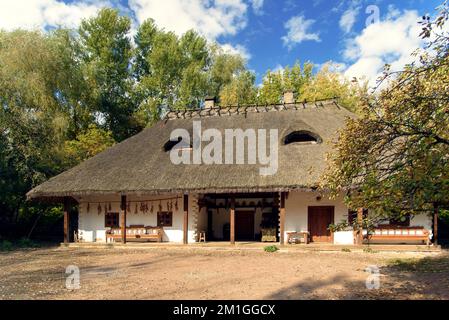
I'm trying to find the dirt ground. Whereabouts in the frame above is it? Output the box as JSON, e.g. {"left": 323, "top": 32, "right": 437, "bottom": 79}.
{"left": 1, "top": 246, "right": 448, "bottom": 300}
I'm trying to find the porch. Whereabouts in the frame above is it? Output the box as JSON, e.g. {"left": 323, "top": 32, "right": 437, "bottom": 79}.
{"left": 61, "top": 241, "right": 441, "bottom": 253}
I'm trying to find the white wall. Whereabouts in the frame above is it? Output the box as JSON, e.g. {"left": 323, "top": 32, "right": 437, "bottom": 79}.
{"left": 284, "top": 191, "right": 433, "bottom": 242}
{"left": 284, "top": 191, "right": 349, "bottom": 241}
{"left": 77, "top": 193, "right": 198, "bottom": 243}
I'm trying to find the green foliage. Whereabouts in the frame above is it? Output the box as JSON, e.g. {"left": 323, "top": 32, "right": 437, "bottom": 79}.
{"left": 264, "top": 245, "right": 279, "bottom": 253}
{"left": 341, "top": 248, "right": 351, "bottom": 252}
{"left": 323, "top": 3, "right": 449, "bottom": 219}
{"left": 301, "top": 63, "right": 368, "bottom": 113}
{"left": 0, "top": 240, "right": 13, "bottom": 251}
{"left": 64, "top": 125, "right": 115, "bottom": 166}
{"left": 17, "top": 237, "right": 39, "bottom": 248}
{"left": 328, "top": 220, "right": 351, "bottom": 233}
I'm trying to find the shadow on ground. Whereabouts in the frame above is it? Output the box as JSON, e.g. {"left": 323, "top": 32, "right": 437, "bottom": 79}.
{"left": 268, "top": 252, "right": 449, "bottom": 300}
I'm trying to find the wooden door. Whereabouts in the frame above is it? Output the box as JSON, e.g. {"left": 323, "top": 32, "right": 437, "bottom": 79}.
{"left": 235, "top": 211, "right": 255, "bottom": 241}
{"left": 308, "top": 206, "right": 334, "bottom": 242}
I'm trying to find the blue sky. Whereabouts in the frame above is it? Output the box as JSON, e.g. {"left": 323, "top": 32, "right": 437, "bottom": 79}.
{"left": 0, "top": 0, "right": 444, "bottom": 86}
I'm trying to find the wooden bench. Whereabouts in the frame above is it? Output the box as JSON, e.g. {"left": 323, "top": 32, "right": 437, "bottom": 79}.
{"left": 106, "top": 225, "right": 163, "bottom": 243}
{"left": 363, "top": 225, "right": 430, "bottom": 245}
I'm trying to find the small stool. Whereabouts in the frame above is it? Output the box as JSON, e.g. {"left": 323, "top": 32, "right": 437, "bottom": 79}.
{"left": 198, "top": 231, "right": 206, "bottom": 242}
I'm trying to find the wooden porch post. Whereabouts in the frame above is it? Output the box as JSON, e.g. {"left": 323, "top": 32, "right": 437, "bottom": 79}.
{"left": 230, "top": 197, "right": 235, "bottom": 245}
{"left": 121, "top": 195, "right": 127, "bottom": 244}
{"left": 279, "top": 192, "right": 286, "bottom": 245}
{"left": 63, "top": 198, "right": 70, "bottom": 244}
{"left": 433, "top": 203, "right": 439, "bottom": 246}
{"left": 183, "top": 194, "right": 189, "bottom": 244}
{"left": 357, "top": 207, "right": 364, "bottom": 245}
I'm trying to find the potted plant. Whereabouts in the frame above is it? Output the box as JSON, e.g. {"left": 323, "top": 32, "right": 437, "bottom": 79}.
{"left": 328, "top": 220, "right": 355, "bottom": 245}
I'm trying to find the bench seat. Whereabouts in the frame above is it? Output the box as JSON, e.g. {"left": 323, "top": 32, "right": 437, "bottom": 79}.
{"left": 106, "top": 226, "right": 163, "bottom": 243}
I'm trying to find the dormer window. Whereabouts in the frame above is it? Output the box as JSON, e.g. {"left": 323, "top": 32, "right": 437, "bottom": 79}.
{"left": 284, "top": 131, "right": 322, "bottom": 145}
{"left": 163, "top": 136, "right": 192, "bottom": 152}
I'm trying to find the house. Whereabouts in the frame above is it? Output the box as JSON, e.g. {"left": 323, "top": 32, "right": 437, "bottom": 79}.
{"left": 26, "top": 93, "right": 433, "bottom": 245}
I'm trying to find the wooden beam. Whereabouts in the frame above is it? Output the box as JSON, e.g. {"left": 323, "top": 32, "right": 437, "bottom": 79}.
{"left": 434, "top": 203, "right": 439, "bottom": 246}
{"left": 279, "top": 192, "right": 286, "bottom": 245}
{"left": 63, "top": 198, "right": 70, "bottom": 244}
{"left": 121, "top": 195, "right": 127, "bottom": 244}
{"left": 230, "top": 197, "right": 235, "bottom": 245}
{"left": 183, "top": 194, "right": 188, "bottom": 244}
{"left": 357, "top": 207, "right": 364, "bottom": 245}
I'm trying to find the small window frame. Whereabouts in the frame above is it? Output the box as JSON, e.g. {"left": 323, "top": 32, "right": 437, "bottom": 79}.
{"left": 157, "top": 211, "right": 173, "bottom": 227}
{"left": 105, "top": 212, "right": 119, "bottom": 228}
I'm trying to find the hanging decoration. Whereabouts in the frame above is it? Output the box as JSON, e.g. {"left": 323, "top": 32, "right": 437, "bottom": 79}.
{"left": 175, "top": 198, "right": 178, "bottom": 211}
{"left": 134, "top": 203, "right": 138, "bottom": 214}
{"left": 140, "top": 202, "right": 145, "bottom": 213}
{"left": 150, "top": 203, "right": 154, "bottom": 213}
{"left": 87, "top": 203, "right": 90, "bottom": 214}
{"left": 108, "top": 202, "right": 112, "bottom": 211}
{"left": 97, "top": 203, "right": 102, "bottom": 215}
{"left": 159, "top": 200, "right": 163, "bottom": 212}
{"left": 127, "top": 201, "right": 131, "bottom": 213}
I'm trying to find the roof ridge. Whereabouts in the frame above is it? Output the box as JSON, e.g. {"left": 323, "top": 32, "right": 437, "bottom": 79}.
{"left": 164, "top": 98, "right": 340, "bottom": 120}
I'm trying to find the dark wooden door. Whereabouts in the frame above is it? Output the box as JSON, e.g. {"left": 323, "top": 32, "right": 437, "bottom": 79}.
{"left": 308, "top": 206, "right": 334, "bottom": 242}
{"left": 235, "top": 211, "right": 255, "bottom": 241}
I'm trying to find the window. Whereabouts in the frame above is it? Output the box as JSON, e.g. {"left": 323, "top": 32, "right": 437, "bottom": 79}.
{"left": 163, "top": 136, "right": 192, "bottom": 152}
{"left": 284, "top": 131, "right": 322, "bottom": 145}
{"left": 347, "top": 209, "right": 368, "bottom": 226}
{"left": 157, "top": 211, "right": 173, "bottom": 227}
{"left": 105, "top": 212, "right": 119, "bottom": 228}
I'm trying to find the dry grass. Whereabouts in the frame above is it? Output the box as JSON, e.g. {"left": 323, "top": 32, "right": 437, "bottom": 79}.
{"left": 0, "top": 246, "right": 448, "bottom": 300}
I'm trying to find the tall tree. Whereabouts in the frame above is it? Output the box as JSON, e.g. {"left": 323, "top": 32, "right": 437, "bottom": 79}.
{"left": 79, "top": 8, "right": 136, "bottom": 141}
{"left": 323, "top": 2, "right": 449, "bottom": 220}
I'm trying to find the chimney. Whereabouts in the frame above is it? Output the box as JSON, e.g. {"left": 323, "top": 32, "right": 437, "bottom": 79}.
{"left": 283, "top": 91, "right": 295, "bottom": 104}
{"left": 204, "top": 96, "right": 216, "bottom": 108}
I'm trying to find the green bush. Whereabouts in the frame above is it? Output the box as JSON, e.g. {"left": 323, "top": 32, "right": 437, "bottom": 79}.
{"left": 17, "top": 237, "right": 39, "bottom": 248}
{"left": 341, "top": 248, "right": 351, "bottom": 252}
{"left": 0, "top": 240, "right": 13, "bottom": 251}
{"left": 264, "top": 245, "right": 279, "bottom": 253}
{"left": 363, "top": 247, "right": 377, "bottom": 253}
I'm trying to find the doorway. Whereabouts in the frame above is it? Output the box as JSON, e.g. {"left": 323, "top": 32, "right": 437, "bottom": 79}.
{"left": 235, "top": 211, "right": 255, "bottom": 241}
{"left": 308, "top": 206, "right": 334, "bottom": 242}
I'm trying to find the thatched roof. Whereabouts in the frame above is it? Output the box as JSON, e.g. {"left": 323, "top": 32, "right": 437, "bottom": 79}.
{"left": 27, "top": 99, "right": 355, "bottom": 199}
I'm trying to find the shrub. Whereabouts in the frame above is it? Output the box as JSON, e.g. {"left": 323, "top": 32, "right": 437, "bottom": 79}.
{"left": 0, "top": 240, "right": 13, "bottom": 251}
{"left": 264, "top": 245, "right": 279, "bottom": 253}
{"left": 17, "top": 237, "right": 39, "bottom": 248}
{"left": 341, "top": 248, "right": 351, "bottom": 252}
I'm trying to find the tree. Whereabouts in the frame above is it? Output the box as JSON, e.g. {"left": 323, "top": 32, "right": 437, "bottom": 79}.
{"left": 64, "top": 125, "right": 115, "bottom": 166}
{"left": 323, "top": 2, "right": 449, "bottom": 221}
{"left": 219, "top": 70, "right": 258, "bottom": 106}
{"left": 301, "top": 63, "right": 368, "bottom": 113}
{"left": 79, "top": 8, "right": 137, "bottom": 141}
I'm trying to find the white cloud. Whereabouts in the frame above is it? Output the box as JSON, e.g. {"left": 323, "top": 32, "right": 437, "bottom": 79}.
{"left": 339, "top": 6, "right": 360, "bottom": 34}
{"left": 282, "top": 15, "right": 320, "bottom": 49}
{"left": 0, "top": 0, "right": 108, "bottom": 31}
{"left": 250, "top": 0, "right": 264, "bottom": 15}
{"left": 344, "top": 9, "right": 424, "bottom": 87}
{"left": 220, "top": 43, "right": 251, "bottom": 60}
{"left": 128, "top": 0, "right": 248, "bottom": 41}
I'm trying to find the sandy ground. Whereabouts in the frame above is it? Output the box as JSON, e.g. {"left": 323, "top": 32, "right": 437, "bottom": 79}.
{"left": 0, "top": 246, "right": 448, "bottom": 300}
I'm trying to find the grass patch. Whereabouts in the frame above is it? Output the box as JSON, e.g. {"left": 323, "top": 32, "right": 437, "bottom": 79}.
{"left": 0, "top": 238, "right": 40, "bottom": 252}
{"left": 363, "top": 247, "right": 377, "bottom": 253}
{"left": 341, "top": 248, "right": 351, "bottom": 252}
{"left": 387, "top": 256, "right": 449, "bottom": 273}
{"left": 264, "top": 245, "right": 279, "bottom": 253}
{"left": 0, "top": 240, "right": 13, "bottom": 251}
